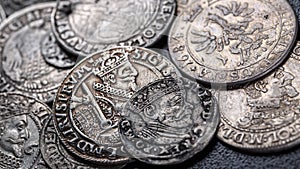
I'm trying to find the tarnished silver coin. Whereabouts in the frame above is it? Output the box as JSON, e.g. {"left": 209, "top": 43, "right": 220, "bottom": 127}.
{"left": 0, "top": 3, "right": 76, "bottom": 103}
{"left": 0, "top": 4, "right": 6, "bottom": 23}
{"left": 119, "top": 77, "right": 219, "bottom": 165}
{"left": 53, "top": 46, "right": 181, "bottom": 165}
{"left": 40, "top": 116, "right": 124, "bottom": 169}
{"left": 218, "top": 41, "right": 300, "bottom": 152}
{"left": 0, "top": 0, "right": 55, "bottom": 16}
{"left": 0, "top": 93, "right": 51, "bottom": 169}
{"left": 169, "top": 0, "right": 298, "bottom": 86}
{"left": 51, "top": 0, "right": 176, "bottom": 57}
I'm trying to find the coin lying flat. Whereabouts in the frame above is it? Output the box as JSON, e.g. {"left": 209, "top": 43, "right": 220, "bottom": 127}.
{"left": 0, "top": 2, "right": 76, "bottom": 103}
{"left": 119, "top": 77, "right": 219, "bottom": 165}
{"left": 0, "top": 93, "right": 51, "bottom": 169}
{"left": 51, "top": 0, "right": 176, "bottom": 57}
{"left": 41, "top": 116, "right": 124, "bottom": 169}
{"left": 218, "top": 41, "right": 300, "bottom": 152}
{"left": 53, "top": 46, "right": 181, "bottom": 165}
{"left": 0, "top": 0, "right": 55, "bottom": 16}
{"left": 169, "top": 0, "right": 298, "bottom": 86}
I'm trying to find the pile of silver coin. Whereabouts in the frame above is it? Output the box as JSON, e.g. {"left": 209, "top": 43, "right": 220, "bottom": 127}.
{"left": 0, "top": 0, "right": 299, "bottom": 168}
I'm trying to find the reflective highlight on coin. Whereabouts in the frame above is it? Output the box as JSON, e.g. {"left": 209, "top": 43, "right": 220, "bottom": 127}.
{"left": 52, "top": 0, "right": 176, "bottom": 57}
{"left": 119, "top": 77, "right": 219, "bottom": 165}
{"left": 169, "top": 0, "right": 297, "bottom": 86}
{"left": 53, "top": 46, "right": 180, "bottom": 165}
{"left": 218, "top": 41, "right": 300, "bottom": 152}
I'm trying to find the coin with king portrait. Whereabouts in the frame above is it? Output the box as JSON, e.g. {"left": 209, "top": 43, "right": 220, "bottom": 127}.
{"left": 52, "top": 46, "right": 181, "bottom": 165}
{"left": 0, "top": 93, "right": 51, "bottom": 169}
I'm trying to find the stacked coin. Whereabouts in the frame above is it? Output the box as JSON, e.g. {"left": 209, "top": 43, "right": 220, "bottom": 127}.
{"left": 0, "top": 0, "right": 299, "bottom": 168}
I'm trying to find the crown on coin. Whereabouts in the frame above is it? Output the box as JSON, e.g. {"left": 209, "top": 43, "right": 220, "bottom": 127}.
{"left": 128, "top": 78, "right": 182, "bottom": 112}
{"left": 0, "top": 95, "right": 31, "bottom": 121}
{"left": 94, "top": 50, "right": 130, "bottom": 77}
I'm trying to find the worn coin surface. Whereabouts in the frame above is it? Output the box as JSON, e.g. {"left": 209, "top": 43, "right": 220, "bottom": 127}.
{"left": 53, "top": 46, "right": 181, "bottom": 165}
{"left": 0, "top": 3, "right": 76, "bottom": 103}
{"left": 0, "top": 0, "right": 55, "bottom": 16}
{"left": 119, "top": 77, "right": 219, "bottom": 165}
{"left": 41, "top": 116, "right": 124, "bottom": 169}
{"left": 217, "top": 41, "right": 300, "bottom": 152}
{"left": 169, "top": 0, "right": 298, "bottom": 86}
{"left": 0, "top": 93, "right": 51, "bottom": 169}
{"left": 0, "top": 4, "right": 6, "bottom": 23}
{"left": 51, "top": 0, "right": 176, "bottom": 57}
{"left": 176, "top": 0, "right": 200, "bottom": 15}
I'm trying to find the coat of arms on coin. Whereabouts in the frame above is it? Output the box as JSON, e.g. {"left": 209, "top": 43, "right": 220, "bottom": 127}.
{"left": 169, "top": 0, "right": 297, "bottom": 86}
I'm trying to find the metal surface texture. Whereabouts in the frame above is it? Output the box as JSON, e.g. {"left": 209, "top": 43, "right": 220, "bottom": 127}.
{"left": 40, "top": 116, "right": 124, "bottom": 169}
{"left": 52, "top": 46, "right": 181, "bottom": 165}
{"left": 169, "top": 0, "right": 298, "bottom": 86}
{"left": 217, "top": 41, "right": 300, "bottom": 152}
{"left": 0, "top": 2, "right": 75, "bottom": 103}
{"left": 51, "top": 0, "right": 176, "bottom": 57}
{"left": 0, "top": 0, "right": 55, "bottom": 16}
{"left": 0, "top": 93, "right": 51, "bottom": 169}
{"left": 119, "top": 77, "right": 219, "bottom": 165}
{"left": 0, "top": 4, "right": 6, "bottom": 23}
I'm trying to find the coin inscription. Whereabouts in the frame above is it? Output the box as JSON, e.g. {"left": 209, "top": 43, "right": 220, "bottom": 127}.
{"left": 53, "top": 46, "right": 180, "bottom": 165}
{"left": 0, "top": 3, "right": 75, "bottom": 102}
{"left": 169, "top": 0, "right": 297, "bottom": 85}
{"left": 119, "top": 77, "right": 219, "bottom": 165}
{"left": 218, "top": 41, "right": 300, "bottom": 152}
{"left": 52, "top": 0, "right": 176, "bottom": 57}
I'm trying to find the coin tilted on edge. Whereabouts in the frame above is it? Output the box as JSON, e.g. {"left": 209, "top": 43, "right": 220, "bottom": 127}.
{"left": 51, "top": 0, "right": 176, "bottom": 57}
{"left": 52, "top": 46, "right": 181, "bottom": 165}
{"left": 40, "top": 116, "right": 124, "bottom": 169}
{"left": 0, "top": 2, "right": 77, "bottom": 103}
{"left": 0, "top": 93, "right": 51, "bottom": 169}
{"left": 218, "top": 41, "right": 300, "bottom": 152}
{"left": 119, "top": 77, "right": 219, "bottom": 165}
{"left": 169, "top": 0, "right": 298, "bottom": 86}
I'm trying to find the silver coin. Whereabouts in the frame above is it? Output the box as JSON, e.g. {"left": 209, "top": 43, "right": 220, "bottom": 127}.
{"left": 0, "top": 0, "right": 55, "bottom": 16}
{"left": 51, "top": 0, "right": 176, "bottom": 57}
{"left": 119, "top": 77, "right": 219, "bottom": 165}
{"left": 40, "top": 116, "right": 124, "bottom": 169}
{"left": 0, "top": 2, "right": 76, "bottom": 103}
{"left": 41, "top": 32, "right": 77, "bottom": 68}
{"left": 217, "top": 41, "right": 300, "bottom": 152}
{"left": 169, "top": 0, "right": 298, "bottom": 86}
{"left": 0, "top": 93, "right": 51, "bottom": 169}
{"left": 52, "top": 46, "right": 181, "bottom": 165}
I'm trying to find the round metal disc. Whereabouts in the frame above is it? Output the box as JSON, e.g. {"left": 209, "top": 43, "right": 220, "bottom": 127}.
{"left": 169, "top": 0, "right": 298, "bottom": 86}
{"left": 0, "top": 93, "right": 51, "bottom": 168}
{"left": 40, "top": 116, "right": 125, "bottom": 169}
{"left": 52, "top": 46, "right": 181, "bottom": 165}
{"left": 119, "top": 77, "right": 219, "bottom": 165}
{"left": 51, "top": 0, "right": 176, "bottom": 57}
{"left": 0, "top": 2, "right": 76, "bottom": 103}
{"left": 217, "top": 41, "right": 300, "bottom": 152}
